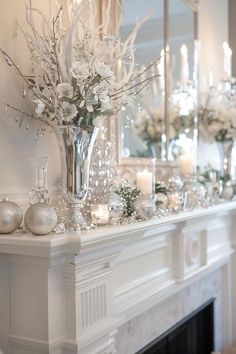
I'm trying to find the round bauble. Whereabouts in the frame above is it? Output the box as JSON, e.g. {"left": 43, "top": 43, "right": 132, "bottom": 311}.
{"left": 134, "top": 195, "right": 155, "bottom": 220}
{"left": 0, "top": 199, "right": 22, "bottom": 234}
{"left": 108, "top": 192, "right": 124, "bottom": 223}
{"left": 24, "top": 203, "right": 58, "bottom": 236}
{"left": 221, "top": 182, "right": 234, "bottom": 200}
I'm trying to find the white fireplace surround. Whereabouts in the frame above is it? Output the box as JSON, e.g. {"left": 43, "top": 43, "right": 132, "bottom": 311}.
{"left": 0, "top": 202, "right": 236, "bottom": 354}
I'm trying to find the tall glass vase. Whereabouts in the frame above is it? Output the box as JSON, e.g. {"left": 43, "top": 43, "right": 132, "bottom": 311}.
{"left": 217, "top": 140, "right": 234, "bottom": 180}
{"left": 57, "top": 125, "right": 98, "bottom": 231}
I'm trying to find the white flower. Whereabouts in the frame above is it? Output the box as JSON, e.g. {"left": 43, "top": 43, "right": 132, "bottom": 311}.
{"left": 60, "top": 102, "right": 78, "bottom": 122}
{"left": 34, "top": 99, "right": 45, "bottom": 116}
{"left": 71, "top": 62, "right": 90, "bottom": 80}
{"left": 57, "top": 83, "right": 74, "bottom": 99}
{"left": 95, "top": 62, "right": 113, "bottom": 78}
{"left": 101, "top": 100, "right": 112, "bottom": 112}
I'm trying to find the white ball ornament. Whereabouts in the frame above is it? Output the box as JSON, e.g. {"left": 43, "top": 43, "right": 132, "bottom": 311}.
{"left": 24, "top": 203, "right": 58, "bottom": 235}
{"left": 0, "top": 199, "right": 22, "bottom": 234}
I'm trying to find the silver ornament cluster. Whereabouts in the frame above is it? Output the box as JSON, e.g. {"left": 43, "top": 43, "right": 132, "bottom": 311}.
{"left": 0, "top": 199, "right": 22, "bottom": 234}
{"left": 24, "top": 203, "right": 58, "bottom": 236}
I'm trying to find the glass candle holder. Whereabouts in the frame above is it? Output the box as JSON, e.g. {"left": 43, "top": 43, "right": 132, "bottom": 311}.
{"left": 29, "top": 157, "right": 50, "bottom": 204}
{"left": 182, "top": 175, "right": 206, "bottom": 210}
{"left": 90, "top": 204, "right": 109, "bottom": 226}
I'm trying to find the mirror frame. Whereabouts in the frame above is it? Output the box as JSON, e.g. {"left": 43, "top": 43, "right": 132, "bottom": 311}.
{"left": 111, "top": 0, "right": 199, "bottom": 167}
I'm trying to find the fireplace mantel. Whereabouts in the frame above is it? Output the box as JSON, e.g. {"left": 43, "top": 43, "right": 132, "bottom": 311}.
{"left": 0, "top": 202, "right": 236, "bottom": 354}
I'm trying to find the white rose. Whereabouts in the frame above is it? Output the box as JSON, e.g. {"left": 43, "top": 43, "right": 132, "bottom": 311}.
{"left": 57, "top": 83, "right": 74, "bottom": 99}
{"left": 95, "top": 63, "right": 113, "bottom": 78}
{"left": 60, "top": 102, "right": 78, "bottom": 122}
{"left": 71, "top": 62, "right": 90, "bottom": 80}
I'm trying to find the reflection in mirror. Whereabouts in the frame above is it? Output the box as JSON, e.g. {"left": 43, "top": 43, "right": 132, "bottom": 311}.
{"left": 119, "top": 0, "right": 197, "bottom": 165}
{"left": 120, "top": 0, "right": 164, "bottom": 159}
{"left": 168, "top": 0, "right": 197, "bottom": 166}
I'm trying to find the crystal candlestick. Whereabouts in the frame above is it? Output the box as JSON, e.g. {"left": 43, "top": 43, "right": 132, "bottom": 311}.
{"left": 29, "top": 157, "right": 50, "bottom": 204}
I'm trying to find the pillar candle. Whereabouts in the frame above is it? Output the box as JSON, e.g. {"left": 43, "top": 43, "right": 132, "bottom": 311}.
{"left": 179, "top": 154, "right": 194, "bottom": 175}
{"left": 136, "top": 170, "right": 153, "bottom": 195}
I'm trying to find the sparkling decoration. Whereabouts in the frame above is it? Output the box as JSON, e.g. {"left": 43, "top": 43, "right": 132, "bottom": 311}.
{"left": 182, "top": 176, "right": 206, "bottom": 210}
{"left": 24, "top": 203, "right": 58, "bottom": 236}
{"left": 166, "top": 177, "right": 182, "bottom": 212}
{"left": 90, "top": 204, "right": 109, "bottom": 226}
{"left": 0, "top": 199, "right": 22, "bottom": 234}
{"left": 156, "top": 192, "right": 168, "bottom": 208}
{"left": 108, "top": 192, "right": 124, "bottom": 225}
{"left": 134, "top": 194, "right": 156, "bottom": 220}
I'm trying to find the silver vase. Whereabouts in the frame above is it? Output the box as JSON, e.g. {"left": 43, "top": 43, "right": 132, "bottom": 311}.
{"left": 57, "top": 125, "right": 98, "bottom": 231}
{"left": 217, "top": 140, "right": 234, "bottom": 179}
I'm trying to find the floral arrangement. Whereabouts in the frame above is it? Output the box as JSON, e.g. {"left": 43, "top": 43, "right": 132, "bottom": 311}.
{"left": 135, "top": 104, "right": 194, "bottom": 145}
{"left": 199, "top": 106, "right": 236, "bottom": 143}
{"left": 0, "top": 0, "right": 159, "bottom": 128}
{"left": 169, "top": 89, "right": 196, "bottom": 138}
{"left": 134, "top": 82, "right": 197, "bottom": 146}
{"left": 135, "top": 107, "right": 166, "bottom": 144}
{"left": 198, "top": 88, "right": 236, "bottom": 143}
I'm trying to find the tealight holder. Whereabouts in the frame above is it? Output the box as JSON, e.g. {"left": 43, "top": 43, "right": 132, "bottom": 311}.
{"left": 167, "top": 175, "right": 184, "bottom": 213}
{"left": 90, "top": 204, "right": 109, "bottom": 226}
{"left": 29, "top": 157, "right": 50, "bottom": 204}
{"left": 182, "top": 175, "right": 206, "bottom": 210}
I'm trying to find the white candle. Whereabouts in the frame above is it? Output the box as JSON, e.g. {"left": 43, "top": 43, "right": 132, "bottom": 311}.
{"left": 179, "top": 154, "right": 194, "bottom": 175}
{"left": 223, "top": 41, "right": 232, "bottom": 80}
{"left": 180, "top": 44, "right": 189, "bottom": 88}
{"left": 136, "top": 170, "right": 153, "bottom": 195}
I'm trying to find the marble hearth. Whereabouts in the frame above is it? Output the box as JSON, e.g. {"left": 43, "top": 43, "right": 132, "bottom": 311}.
{"left": 0, "top": 202, "right": 236, "bottom": 354}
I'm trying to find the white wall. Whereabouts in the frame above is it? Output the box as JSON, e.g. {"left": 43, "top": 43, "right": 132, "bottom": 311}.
{"left": 0, "top": 0, "right": 61, "bottom": 197}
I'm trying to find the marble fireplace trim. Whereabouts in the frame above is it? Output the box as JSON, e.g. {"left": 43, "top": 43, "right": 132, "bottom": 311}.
{"left": 0, "top": 202, "right": 235, "bottom": 354}
{"left": 115, "top": 269, "right": 224, "bottom": 354}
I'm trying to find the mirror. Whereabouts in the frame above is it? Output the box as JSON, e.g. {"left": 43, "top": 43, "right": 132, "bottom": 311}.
{"left": 117, "top": 0, "right": 198, "bottom": 164}
{"left": 119, "top": 0, "right": 164, "bottom": 159}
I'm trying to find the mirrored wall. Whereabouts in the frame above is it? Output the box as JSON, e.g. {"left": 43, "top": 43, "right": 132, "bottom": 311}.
{"left": 117, "top": 0, "right": 198, "bottom": 163}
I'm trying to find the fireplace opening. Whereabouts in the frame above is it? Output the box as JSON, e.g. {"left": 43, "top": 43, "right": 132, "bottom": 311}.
{"left": 136, "top": 299, "right": 214, "bottom": 354}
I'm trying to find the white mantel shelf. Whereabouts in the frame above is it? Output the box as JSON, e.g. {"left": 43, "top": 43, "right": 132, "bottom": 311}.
{"left": 0, "top": 200, "right": 236, "bottom": 256}
{"left": 0, "top": 202, "right": 236, "bottom": 354}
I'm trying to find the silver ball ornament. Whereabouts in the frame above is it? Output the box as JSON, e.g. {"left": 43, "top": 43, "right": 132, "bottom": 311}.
{"left": 24, "top": 203, "right": 58, "bottom": 235}
{"left": 108, "top": 192, "right": 124, "bottom": 223}
{"left": 134, "top": 195, "right": 155, "bottom": 220}
{"left": 0, "top": 200, "right": 22, "bottom": 234}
